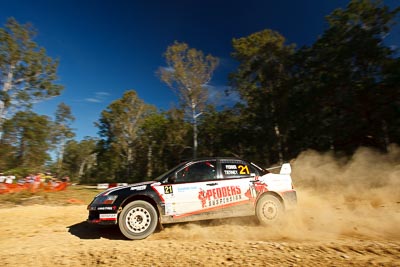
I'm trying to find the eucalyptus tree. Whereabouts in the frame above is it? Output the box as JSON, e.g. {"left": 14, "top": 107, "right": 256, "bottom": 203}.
{"left": 62, "top": 138, "right": 97, "bottom": 182}
{"left": 163, "top": 108, "right": 192, "bottom": 162}
{"left": 198, "top": 105, "right": 247, "bottom": 158}
{"left": 158, "top": 41, "right": 219, "bottom": 158}
{"left": 96, "top": 90, "right": 156, "bottom": 181}
{"left": 139, "top": 113, "right": 168, "bottom": 178}
{"left": 231, "top": 30, "right": 295, "bottom": 164}
{"left": 129, "top": 108, "right": 192, "bottom": 181}
{"left": 53, "top": 102, "right": 75, "bottom": 173}
{"left": 1, "top": 111, "right": 52, "bottom": 171}
{"left": 0, "top": 18, "right": 63, "bottom": 135}
{"left": 290, "top": 0, "right": 400, "bottom": 154}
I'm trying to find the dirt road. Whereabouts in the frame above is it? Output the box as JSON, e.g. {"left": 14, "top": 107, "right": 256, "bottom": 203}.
{"left": 0, "top": 200, "right": 398, "bottom": 267}
{"left": 0, "top": 147, "right": 399, "bottom": 266}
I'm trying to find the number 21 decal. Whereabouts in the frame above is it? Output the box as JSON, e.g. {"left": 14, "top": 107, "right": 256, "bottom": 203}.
{"left": 164, "top": 185, "right": 173, "bottom": 194}
{"left": 238, "top": 165, "right": 250, "bottom": 175}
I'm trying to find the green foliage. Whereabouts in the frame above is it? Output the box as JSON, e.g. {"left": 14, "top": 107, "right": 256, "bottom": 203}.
{"left": 91, "top": 93, "right": 192, "bottom": 183}
{"left": 0, "top": 18, "right": 63, "bottom": 129}
{"left": 198, "top": 105, "right": 242, "bottom": 157}
{"left": 227, "top": 0, "right": 399, "bottom": 162}
{"left": 158, "top": 41, "right": 219, "bottom": 111}
{"left": 1, "top": 111, "right": 52, "bottom": 172}
{"left": 62, "top": 138, "right": 97, "bottom": 183}
{"left": 231, "top": 29, "right": 295, "bottom": 164}
{"left": 52, "top": 102, "right": 75, "bottom": 173}
{"left": 0, "top": 142, "right": 14, "bottom": 170}
{"left": 287, "top": 0, "right": 400, "bottom": 155}
{"left": 95, "top": 90, "right": 157, "bottom": 182}
{"left": 0, "top": 17, "right": 65, "bottom": 177}
{"left": 160, "top": 108, "right": 192, "bottom": 164}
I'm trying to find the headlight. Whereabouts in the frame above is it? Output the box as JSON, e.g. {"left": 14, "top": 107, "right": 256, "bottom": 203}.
{"left": 93, "top": 195, "right": 118, "bottom": 205}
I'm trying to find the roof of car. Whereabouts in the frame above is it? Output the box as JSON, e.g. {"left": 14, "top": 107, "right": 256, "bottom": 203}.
{"left": 180, "top": 157, "right": 246, "bottom": 162}
{"left": 178, "top": 157, "right": 267, "bottom": 172}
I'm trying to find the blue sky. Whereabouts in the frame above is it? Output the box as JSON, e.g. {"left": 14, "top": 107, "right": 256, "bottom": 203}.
{"left": 0, "top": 0, "right": 398, "bottom": 140}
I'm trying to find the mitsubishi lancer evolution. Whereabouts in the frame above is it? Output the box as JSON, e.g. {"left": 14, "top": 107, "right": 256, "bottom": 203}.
{"left": 87, "top": 157, "right": 297, "bottom": 240}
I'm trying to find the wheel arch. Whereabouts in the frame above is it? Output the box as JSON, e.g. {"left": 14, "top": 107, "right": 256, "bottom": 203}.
{"left": 256, "top": 191, "right": 285, "bottom": 210}
{"left": 119, "top": 195, "right": 160, "bottom": 218}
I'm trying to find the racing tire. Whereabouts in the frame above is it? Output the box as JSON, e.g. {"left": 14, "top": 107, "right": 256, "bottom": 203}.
{"left": 256, "top": 194, "right": 284, "bottom": 225}
{"left": 118, "top": 200, "right": 158, "bottom": 240}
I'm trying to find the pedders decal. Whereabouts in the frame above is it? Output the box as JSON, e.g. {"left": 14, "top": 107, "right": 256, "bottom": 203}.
{"left": 198, "top": 186, "right": 241, "bottom": 208}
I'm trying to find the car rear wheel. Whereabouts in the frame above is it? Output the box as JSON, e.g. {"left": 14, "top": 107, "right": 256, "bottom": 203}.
{"left": 256, "top": 194, "right": 283, "bottom": 225}
{"left": 118, "top": 200, "right": 158, "bottom": 240}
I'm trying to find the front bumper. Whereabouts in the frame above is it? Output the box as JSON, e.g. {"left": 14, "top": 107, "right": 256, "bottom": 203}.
{"left": 87, "top": 205, "right": 119, "bottom": 225}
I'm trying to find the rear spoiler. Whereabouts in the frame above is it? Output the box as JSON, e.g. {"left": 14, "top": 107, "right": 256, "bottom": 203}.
{"left": 266, "top": 163, "right": 291, "bottom": 175}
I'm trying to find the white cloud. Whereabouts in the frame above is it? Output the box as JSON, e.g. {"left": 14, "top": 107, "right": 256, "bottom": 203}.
{"left": 84, "top": 92, "right": 110, "bottom": 103}
{"left": 85, "top": 98, "right": 102, "bottom": 103}
{"left": 96, "top": 92, "right": 110, "bottom": 96}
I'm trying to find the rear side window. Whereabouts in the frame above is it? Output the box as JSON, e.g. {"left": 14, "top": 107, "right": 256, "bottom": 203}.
{"left": 220, "top": 160, "right": 259, "bottom": 179}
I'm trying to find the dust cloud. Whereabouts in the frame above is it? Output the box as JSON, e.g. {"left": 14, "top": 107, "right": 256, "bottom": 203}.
{"left": 151, "top": 145, "right": 400, "bottom": 242}
{"left": 289, "top": 144, "right": 400, "bottom": 241}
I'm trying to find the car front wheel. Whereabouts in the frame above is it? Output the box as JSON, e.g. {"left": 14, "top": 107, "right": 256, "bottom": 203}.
{"left": 256, "top": 194, "right": 284, "bottom": 225}
{"left": 118, "top": 200, "right": 158, "bottom": 240}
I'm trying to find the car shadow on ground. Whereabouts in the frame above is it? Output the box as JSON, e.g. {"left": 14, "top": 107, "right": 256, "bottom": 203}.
{"left": 67, "top": 217, "right": 260, "bottom": 240}
{"left": 158, "top": 216, "right": 260, "bottom": 231}
{"left": 67, "top": 221, "right": 126, "bottom": 240}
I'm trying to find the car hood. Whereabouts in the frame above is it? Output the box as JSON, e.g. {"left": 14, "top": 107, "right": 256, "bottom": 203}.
{"left": 97, "top": 181, "right": 156, "bottom": 196}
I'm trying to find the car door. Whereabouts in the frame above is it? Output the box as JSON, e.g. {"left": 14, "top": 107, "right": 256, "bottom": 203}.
{"left": 211, "top": 159, "right": 261, "bottom": 216}
{"left": 154, "top": 160, "right": 219, "bottom": 218}
{"left": 171, "top": 159, "right": 260, "bottom": 219}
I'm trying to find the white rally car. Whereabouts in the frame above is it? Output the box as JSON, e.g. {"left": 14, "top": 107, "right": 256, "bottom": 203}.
{"left": 87, "top": 157, "right": 297, "bottom": 240}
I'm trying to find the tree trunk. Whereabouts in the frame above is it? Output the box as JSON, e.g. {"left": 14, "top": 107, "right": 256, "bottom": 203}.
{"left": 147, "top": 142, "right": 153, "bottom": 178}
{"left": 78, "top": 161, "right": 86, "bottom": 178}
{"left": 192, "top": 102, "right": 198, "bottom": 159}
{"left": 57, "top": 138, "right": 66, "bottom": 173}
{"left": 0, "top": 66, "right": 15, "bottom": 137}
{"left": 274, "top": 124, "right": 284, "bottom": 164}
{"left": 126, "top": 147, "right": 133, "bottom": 181}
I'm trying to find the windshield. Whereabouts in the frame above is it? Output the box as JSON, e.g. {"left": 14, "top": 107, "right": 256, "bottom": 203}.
{"left": 154, "top": 161, "right": 188, "bottom": 182}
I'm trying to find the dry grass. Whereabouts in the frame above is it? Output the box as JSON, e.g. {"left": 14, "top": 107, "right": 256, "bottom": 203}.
{"left": 0, "top": 185, "right": 103, "bottom": 207}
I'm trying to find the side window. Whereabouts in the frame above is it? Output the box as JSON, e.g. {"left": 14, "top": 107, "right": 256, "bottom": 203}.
{"left": 221, "top": 161, "right": 257, "bottom": 179}
{"left": 176, "top": 161, "right": 217, "bottom": 183}
{"left": 248, "top": 164, "right": 261, "bottom": 176}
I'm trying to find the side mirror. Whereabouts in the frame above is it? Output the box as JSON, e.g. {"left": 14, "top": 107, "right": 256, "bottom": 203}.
{"left": 168, "top": 174, "right": 176, "bottom": 184}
